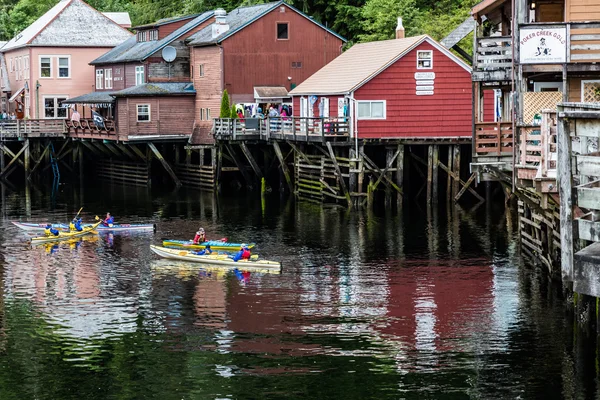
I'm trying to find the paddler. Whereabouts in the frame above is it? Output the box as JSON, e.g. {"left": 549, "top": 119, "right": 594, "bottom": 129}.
{"left": 103, "top": 212, "right": 114, "bottom": 227}
{"left": 44, "top": 223, "right": 60, "bottom": 237}
{"left": 70, "top": 218, "right": 83, "bottom": 232}
{"left": 193, "top": 244, "right": 212, "bottom": 256}
{"left": 231, "top": 244, "right": 251, "bottom": 262}
{"left": 192, "top": 227, "right": 206, "bottom": 244}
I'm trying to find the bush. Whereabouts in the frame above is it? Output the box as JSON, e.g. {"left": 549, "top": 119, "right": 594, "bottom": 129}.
{"left": 219, "top": 90, "right": 230, "bottom": 118}
{"left": 231, "top": 104, "right": 238, "bottom": 119}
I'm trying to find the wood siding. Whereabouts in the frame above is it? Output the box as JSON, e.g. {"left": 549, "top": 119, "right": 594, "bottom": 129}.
{"left": 116, "top": 96, "right": 195, "bottom": 136}
{"left": 566, "top": 0, "right": 600, "bottom": 21}
{"left": 191, "top": 46, "right": 223, "bottom": 144}
{"left": 353, "top": 42, "right": 472, "bottom": 139}
{"left": 292, "top": 95, "right": 343, "bottom": 118}
{"left": 158, "top": 17, "right": 197, "bottom": 40}
{"left": 220, "top": 4, "right": 343, "bottom": 100}
{"left": 95, "top": 63, "right": 140, "bottom": 91}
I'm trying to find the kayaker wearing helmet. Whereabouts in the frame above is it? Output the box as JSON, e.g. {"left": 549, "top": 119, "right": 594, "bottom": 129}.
{"left": 103, "top": 212, "right": 114, "bottom": 227}
{"left": 193, "top": 244, "right": 212, "bottom": 256}
{"left": 44, "top": 224, "right": 60, "bottom": 237}
{"left": 70, "top": 218, "right": 83, "bottom": 232}
{"left": 193, "top": 227, "right": 206, "bottom": 244}
{"left": 231, "top": 244, "right": 251, "bottom": 262}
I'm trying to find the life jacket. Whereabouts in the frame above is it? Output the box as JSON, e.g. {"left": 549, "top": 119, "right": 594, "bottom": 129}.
{"left": 241, "top": 249, "right": 251, "bottom": 260}
{"left": 44, "top": 227, "right": 51, "bottom": 236}
{"left": 69, "top": 222, "right": 76, "bottom": 231}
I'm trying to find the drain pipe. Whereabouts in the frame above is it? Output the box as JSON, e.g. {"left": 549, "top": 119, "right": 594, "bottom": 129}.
{"left": 511, "top": 0, "right": 516, "bottom": 193}
{"left": 35, "top": 80, "right": 41, "bottom": 119}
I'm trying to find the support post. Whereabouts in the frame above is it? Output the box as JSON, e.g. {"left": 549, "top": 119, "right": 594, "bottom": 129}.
{"left": 557, "top": 115, "right": 573, "bottom": 281}
{"left": 432, "top": 144, "right": 439, "bottom": 205}
{"left": 446, "top": 145, "right": 453, "bottom": 201}
{"left": 396, "top": 144, "right": 404, "bottom": 207}
{"left": 225, "top": 143, "right": 253, "bottom": 189}
{"left": 452, "top": 145, "right": 461, "bottom": 198}
{"left": 0, "top": 141, "right": 28, "bottom": 178}
{"left": 427, "top": 145, "right": 433, "bottom": 206}
{"left": 239, "top": 142, "right": 263, "bottom": 179}
{"left": 326, "top": 141, "right": 352, "bottom": 207}
{"left": 273, "top": 141, "right": 293, "bottom": 193}
{"left": 24, "top": 139, "right": 30, "bottom": 183}
{"left": 148, "top": 142, "right": 181, "bottom": 188}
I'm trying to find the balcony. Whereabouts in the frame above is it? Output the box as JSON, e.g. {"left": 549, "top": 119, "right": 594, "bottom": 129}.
{"left": 0, "top": 119, "right": 66, "bottom": 139}
{"left": 473, "top": 36, "right": 513, "bottom": 82}
{"left": 66, "top": 118, "right": 117, "bottom": 140}
{"left": 213, "top": 117, "right": 350, "bottom": 143}
{"left": 474, "top": 121, "right": 514, "bottom": 154}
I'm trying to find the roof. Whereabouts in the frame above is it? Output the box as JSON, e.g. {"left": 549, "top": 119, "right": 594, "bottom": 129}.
{"left": 254, "top": 86, "right": 289, "bottom": 99}
{"left": 102, "top": 12, "right": 131, "bottom": 27}
{"left": 0, "top": 41, "right": 6, "bottom": 50}
{"left": 91, "top": 11, "right": 214, "bottom": 65}
{"left": 111, "top": 82, "right": 195, "bottom": 97}
{"left": 62, "top": 91, "right": 116, "bottom": 104}
{"left": 471, "top": 0, "right": 507, "bottom": 19}
{"left": 290, "top": 35, "right": 471, "bottom": 96}
{"left": 0, "top": 53, "right": 9, "bottom": 93}
{"left": 3, "top": 0, "right": 132, "bottom": 52}
{"left": 187, "top": 1, "right": 345, "bottom": 47}
{"left": 134, "top": 14, "right": 199, "bottom": 30}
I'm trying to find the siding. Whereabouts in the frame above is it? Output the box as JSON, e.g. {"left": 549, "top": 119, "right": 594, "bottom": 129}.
{"left": 353, "top": 42, "right": 472, "bottom": 139}
{"left": 158, "top": 17, "right": 197, "bottom": 40}
{"left": 117, "top": 96, "right": 195, "bottom": 136}
{"left": 567, "top": 0, "right": 600, "bottom": 21}
{"left": 221, "top": 4, "right": 343, "bottom": 100}
{"left": 191, "top": 46, "right": 223, "bottom": 144}
{"left": 292, "top": 95, "right": 343, "bottom": 117}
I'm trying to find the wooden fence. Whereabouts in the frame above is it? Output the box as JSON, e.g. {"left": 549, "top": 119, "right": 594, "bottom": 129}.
{"left": 474, "top": 122, "right": 513, "bottom": 154}
{"left": 0, "top": 119, "right": 66, "bottom": 139}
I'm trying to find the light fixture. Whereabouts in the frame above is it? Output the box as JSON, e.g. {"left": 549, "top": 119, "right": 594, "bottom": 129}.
{"left": 530, "top": 2, "right": 536, "bottom": 9}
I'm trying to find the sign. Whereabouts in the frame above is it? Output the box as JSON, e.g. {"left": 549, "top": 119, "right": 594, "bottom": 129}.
{"left": 519, "top": 27, "right": 566, "bottom": 64}
{"left": 415, "top": 72, "right": 435, "bottom": 80}
{"left": 416, "top": 86, "right": 434, "bottom": 91}
{"left": 416, "top": 81, "right": 434, "bottom": 86}
{"left": 416, "top": 91, "right": 434, "bottom": 96}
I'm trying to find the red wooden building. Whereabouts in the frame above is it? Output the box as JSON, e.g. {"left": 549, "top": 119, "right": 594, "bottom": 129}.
{"left": 290, "top": 34, "right": 473, "bottom": 140}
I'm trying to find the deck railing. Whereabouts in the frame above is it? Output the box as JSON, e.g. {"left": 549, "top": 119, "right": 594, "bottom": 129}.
{"left": 474, "top": 36, "right": 513, "bottom": 71}
{"left": 0, "top": 119, "right": 66, "bottom": 139}
{"left": 65, "top": 118, "right": 117, "bottom": 138}
{"left": 474, "top": 121, "right": 514, "bottom": 154}
{"left": 213, "top": 117, "right": 350, "bottom": 142}
{"left": 515, "top": 110, "right": 558, "bottom": 184}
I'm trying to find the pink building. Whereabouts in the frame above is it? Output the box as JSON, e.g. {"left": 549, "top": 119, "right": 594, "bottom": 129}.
{"left": 0, "top": 0, "right": 131, "bottom": 119}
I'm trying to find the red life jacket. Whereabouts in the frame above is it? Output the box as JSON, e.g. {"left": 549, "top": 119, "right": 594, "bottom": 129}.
{"left": 241, "top": 249, "right": 251, "bottom": 259}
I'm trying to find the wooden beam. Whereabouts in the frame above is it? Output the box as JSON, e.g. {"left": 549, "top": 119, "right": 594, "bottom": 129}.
{"left": 104, "top": 142, "right": 125, "bottom": 158}
{"left": 92, "top": 141, "right": 112, "bottom": 157}
{"left": 437, "top": 161, "right": 484, "bottom": 202}
{"left": 360, "top": 151, "right": 403, "bottom": 194}
{"left": 128, "top": 144, "right": 147, "bottom": 162}
{"left": 557, "top": 116, "right": 574, "bottom": 281}
{"left": 454, "top": 172, "right": 478, "bottom": 202}
{"left": 148, "top": 142, "right": 181, "bottom": 188}
{"left": 0, "top": 144, "right": 25, "bottom": 168}
{"left": 224, "top": 144, "right": 254, "bottom": 188}
{"left": 0, "top": 141, "right": 28, "bottom": 178}
{"left": 326, "top": 142, "right": 352, "bottom": 207}
{"left": 80, "top": 140, "right": 103, "bottom": 157}
{"left": 239, "top": 142, "right": 263, "bottom": 178}
{"left": 28, "top": 143, "right": 51, "bottom": 178}
{"left": 287, "top": 141, "right": 313, "bottom": 165}
{"left": 427, "top": 145, "right": 434, "bottom": 206}
{"left": 452, "top": 145, "right": 461, "bottom": 198}
{"left": 272, "top": 141, "right": 293, "bottom": 193}
{"left": 374, "top": 148, "right": 400, "bottom": 191}
{"left": 432, "top": 145, "right": 439, "bottom": 204}
{"left": 446, "top": 146, "right": 453, "bottom": 201}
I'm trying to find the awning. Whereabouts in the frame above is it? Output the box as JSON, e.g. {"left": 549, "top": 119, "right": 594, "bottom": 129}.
{"left": 254, "top": 86, "right": 290, "bottom": 102}
{"left": 61, "top": 91, "right": 115, "bottom": 108}
{"left": 471, "top": 0, "right": 507, "bottom": 19}
{"left": 8, "top": 87, "right": 24, "bottom": 102}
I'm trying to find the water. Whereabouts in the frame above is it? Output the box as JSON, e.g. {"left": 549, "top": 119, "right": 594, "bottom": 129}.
{"left": 0, "top": 183, "right": 596, "bottom": 399}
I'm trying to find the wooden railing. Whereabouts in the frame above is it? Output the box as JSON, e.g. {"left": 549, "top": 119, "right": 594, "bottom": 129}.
{"left": 0, "top": 119, "right": 66, "bottom": 139}
{"left": 213, "top": 117, "right": 350, "bottom": 142}
{"left": 474, "top": 122, "right": 513, "bottom": 154}
{"left": 65, "top": 118, "right": 117, "bottom": 138}
{"left": 474, "top": 36, "right": 513, "bottom": 71}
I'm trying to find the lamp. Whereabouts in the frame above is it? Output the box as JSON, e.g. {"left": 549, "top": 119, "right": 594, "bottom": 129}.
{"left": 530, "top": 2, "right": 536, "bottom": 9}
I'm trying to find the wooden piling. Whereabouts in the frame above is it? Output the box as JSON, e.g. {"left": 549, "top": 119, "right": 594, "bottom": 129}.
{"left": 148, "top": 142, "right": 181, "bottom": 188}
{"left": 447, "top": 145, "right": 453, "bottom": 201}
{"left": 452, "top": 145, "right": 461, "bottom": 198}
{"left": 432, "top": 144, "right": 439, "bottom": 205}
{"left": 273, "top": 141, "right": 293, "bottom": 193}
{"left": 427, "top": 145, "right": 434, "bottom": 206}
{"left": 385, "top": 148, "right": 394, "bottom": 207}
{"left": 396, "top": 144, "right": 404, "bottom": 207}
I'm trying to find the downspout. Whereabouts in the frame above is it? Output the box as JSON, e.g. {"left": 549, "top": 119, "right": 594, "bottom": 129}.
{"left": 350, "top": 91, "right": 357, "bottom": 155}
{"left": 511, "top": 0, "right": 516, "bottom": 193}
{"left": 35, "top": 80, "right": 40, "bottom": 119}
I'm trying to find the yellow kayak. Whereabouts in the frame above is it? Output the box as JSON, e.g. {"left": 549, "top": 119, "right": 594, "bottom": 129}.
{"left": 31, "top": 220, "right": 102, "bottom": 244}
{"left": 150, "top": 245, "right": 281, "bottom": 270}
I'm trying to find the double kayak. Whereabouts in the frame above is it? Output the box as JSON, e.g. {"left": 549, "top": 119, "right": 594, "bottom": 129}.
{"left": 13, "top": 221, "right": 155, "bottom": 232}
{"left": 162, "top": 239, "right": 255, "bottom": 251}
{"left": 31, "top": 220, "right": 103, "bottom": 244}
{"left": 150, "top": 245, "right": 280, "bottom": 270}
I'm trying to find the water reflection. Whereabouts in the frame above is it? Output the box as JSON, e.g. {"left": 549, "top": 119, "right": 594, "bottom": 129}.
{"left": 0, "top": 183, "right": 595, "bottom": 399}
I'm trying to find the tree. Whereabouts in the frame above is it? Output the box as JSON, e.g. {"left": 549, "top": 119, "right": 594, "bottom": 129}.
{"left": 230, "top": 104, "right": 238, "bottom": 119}
{"left": 219, "top": 90, "right": 230, "bottom": 118}
{"left": 358, "top": 0, "right": 421, "bottom": 43}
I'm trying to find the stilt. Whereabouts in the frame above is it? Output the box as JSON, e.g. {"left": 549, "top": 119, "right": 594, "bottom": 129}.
{"left": 128, "top": 144, "right": 147, "bottom": 162}
{"left": 452, "top": 145, "right": 461, "bottom": 198}
{"left": 214, "top": 146, "right": 222, "bottom": 192}
{"left": 432, "top": 144, "right": 439, "bottom": 205}
{"left": 273, "top": 141, "right": 293, "bottom": 193}
{"left": 349, "top": 148, "right": 358, "bottom": 206}
{"left": 25, "top": 181, "right": 31, "bottom": 218}
{"left": 28, "top": 142, "right": 50, "bottom": 179}
{"left": 225, "top": 143, "right": 253, "bottom": 189}
{"left": 426, "top": 145, "right": 433, "bottom": 206}
{"left": 148, "top": 142, "right": 181, "bottom": 188}
{"left": 79, "top": 142, "right": 84, "bottom": 189}
{"left": 239, "top": 142, "right": 263, "bottom": 180}
{"left": 396, "top": 144, "right": 404, "bottom": 207}
{"left": 0, "top": 141, "right": 29, "bottom": 178}
{"left": 326, "top": 142, "right": 352, "bottom": 208}
{"left": 385, "top": 148, "right": 394, "bottom": 207}
{"left": 358, "top": 144, "right": 364, "bottom": 197}
{"left": 146, "top": 144, "right": 152, "bottom": 188}
{"left": 446, "top": 145, "right": 453, "bottom": 202}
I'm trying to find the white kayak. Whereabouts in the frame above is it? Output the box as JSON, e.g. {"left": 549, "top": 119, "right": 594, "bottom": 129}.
{"left": 12, "top": 221, "right": 155, "bottom": 232}
{"left": 149, "top": 245, "right": 281, "bottom": 270}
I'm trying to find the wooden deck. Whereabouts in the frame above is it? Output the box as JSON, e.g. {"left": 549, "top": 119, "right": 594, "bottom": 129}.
{"left": 213, "top": 117, "right": 350, "bottom": 143}
{"left": 0, "top": 119, "right": 66, "bottom": 139}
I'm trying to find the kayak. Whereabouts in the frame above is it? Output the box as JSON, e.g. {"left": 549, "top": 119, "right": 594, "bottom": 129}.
{"left": 13, "top": 221, "right": 155, "bottom": 232}
{"left": 162, "top": 239, "right": 255, "bottom": 251}
{"left": 151, "top": 259, "right": 281, "bottom": 275}
{"left": 30, "top": 220, "right": 102, "bottom": 244}
{"left": 150, "top": 245, "right": 280, "bottom": 270}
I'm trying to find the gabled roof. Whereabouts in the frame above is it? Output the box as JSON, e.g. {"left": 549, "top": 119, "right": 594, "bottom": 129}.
{"left": 91, "top": 11, "right": 214, "bottom": 65}
{"left": 2, "top": 0, "right": 132, "bottom": 52}
{"left": 0, "top": 53, "right": 10, "bottom": 93}
{"left": 102, "top": 12, "right": 132, "bottom": 28}
{"left": 134, "top": 14, "right": 199, "bottom": 30}
{"left": 187, "top": 1, "right": 345, "bottom": 47}
{"left": 111, "top": 82, "right": 195, "bottom": 97}
{"left": 290, "top": 35, "right": 471, "bottom": 96}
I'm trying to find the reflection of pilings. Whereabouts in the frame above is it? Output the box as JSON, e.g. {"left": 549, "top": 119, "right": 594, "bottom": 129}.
{"left": 25, "top": 182, "right": 31, "bottom": 218}
{"left": 426, "top": 202, "right": 439, "bottom": 257}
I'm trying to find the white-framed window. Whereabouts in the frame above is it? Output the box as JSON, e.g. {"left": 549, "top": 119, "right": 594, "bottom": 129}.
{"left": 96, "top": 69, "right": 104, "bottom": 89}
{"left": 137, "top": 104, "right": 150, "bottom": 122}
{"left": 58, "top": 56, "right": 70, "bottom": 78}
{"left": 200, "top": 108, "right": 204, "bottom": 120}
{"left": 206, "top": 108, "right": 211, "bottom": 120}
{"left": 199, "top": 108, "right": 211, "bottom": 120}
{"left": 9, "top": 58, "right": 13, "bottom": 73}
{"left": 149, "top": 29, "right": 158, "bottom": 41}
{"left": 24, "top": 95, "right": 30, "bottom": 118}
{"left": 23, "top": 56, "right": 29, "bottom": 79}
{"left": 104, "top": 68, "right": 112, "bottom": 89}
{"left": 40, "top": 56, "right": 51, "bottom": 78}
{"left": 43, "top": 96, "right": 67, "bottom": 119}
{"left": 417, "top": 50, "right": 433, "bottom": 69}
{"left": 135, "top": 66, "right": 144, "bottom": 86}
{"left": 357, "top": 100, "right": 386, "bottom": 120}
{"left": 15, "top": 57, "right": 19, "bottom": 80}
{"left": 199, "top": 64, "right": 204, "bottom": 77}
{"left": 534, "top": 82, "right": 562, "bottom": 92}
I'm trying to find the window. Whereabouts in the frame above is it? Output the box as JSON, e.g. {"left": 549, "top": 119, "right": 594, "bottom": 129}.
{"left": 357, "top": 101, "right": 386, "bottom": 120}
{"left": 58, "top": 57, "right": 70, "bottom": 78}
{"left": 149, "top": 29, "right": 158, "bottom": 41}
{"left": 135, "top": 66, "right": 144, "bottom": 86}
{"left": 137, "top": 31, "right": 149, "bottom": 42}
{"left": 104, "top": 68, "right": 112, "bottom": 89}
{"left": 199, "top": 64, "right": 204, "bottom": 77}
{"left": 417, "top": 50, "right": 433, "bottom": 69}
{"left": 15, "top": 58, "right": 19, "bottom": 80}
{"left": 277, "top": 22, "right": 289, "bottom": 40}
{"left": 200, "top": 108, "right": 211, "bottom": 121}
{"left": 200, "top": 108, "right": 204, "bottom": 120}
{"left": 24, "top": 95, "right": 30, "bottom": 118}
{"left": 24, "top": 56, "right": 29, "bottom": 79}
{"left": 43, "top": 96, "right": 67, "bottom": 118}
{"left": 40, "top": 57, "right": 51, "bottom": 78}
{"left": 137, "top": 104, "right": 150, "bottom": 122}
{"left": 292, "top": 61, "right": 302, "bottom": 68}
{"left": 9, "top": 58, "right": 12, "bottom": 73}
{"left": 96, "top": 69, "right": 104, "bottom": 89}
{"left": 206, "top": 108, "right": 210, "bottom": 120}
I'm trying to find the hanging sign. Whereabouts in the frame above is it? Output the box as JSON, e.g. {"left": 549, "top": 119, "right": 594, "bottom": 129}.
{"left": 415, "top": 72, "right": 435, "bottom": 80}
{"left": 519, "top": 27, "right": 567, "bottom": 64}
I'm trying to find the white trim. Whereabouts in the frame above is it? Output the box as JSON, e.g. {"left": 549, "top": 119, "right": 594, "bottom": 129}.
{"left": 136, "top": 103, "right": 151, "bottom": 122}
{"left": 416, "top": 50, "right": 433, "bottom": 69}
{"left": 135, "top": 65, "right": 145, "bottom": 86}
{"left": 581, "top": 80, "right": 600, "bottom": 102}
{"left": 39, "top": 55, "right": 52, "bottom": 79}
{"left": 42, "top": 95, "right": 69, "bottom": 119}
{"left": 96, "top": 69, "right": 104, "bottom": 89}
{"left": 534, "top": 82, "right": 562, "bottom": 92}
{"left": 57, "top": 55, "right": 71, "bottom": 79}
{"left": 104, "top": 68, "right": 113, "bottom": 89}
{"left": 356, "top": 100, "right": 386, "bottom": 120}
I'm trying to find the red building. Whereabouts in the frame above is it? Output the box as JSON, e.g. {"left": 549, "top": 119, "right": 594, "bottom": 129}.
{"left": 290, "top": 34, "right": 473, "bottom": 140}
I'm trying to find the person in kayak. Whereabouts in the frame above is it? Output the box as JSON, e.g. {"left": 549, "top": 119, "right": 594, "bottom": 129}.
{"left": 70, "top": 218, "right": 83, "bottom": 232}
{"left": 193, "top": 227, "right": 206, "bottom": 244}
{"left": 193, "top": 244, "right": 212, "bottom": 256}
{"left": 44, "top": 224, "right": 60, "bottom": 237}
{"left": 103, "top": 213, "right": 114, "bottom": 227}
{"left": 231, "top": 244, "right": 251, "bottom": 262}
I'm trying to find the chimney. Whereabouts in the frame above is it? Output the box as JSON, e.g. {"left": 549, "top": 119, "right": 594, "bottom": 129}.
{"left": 212, "top": 8, "right": 229, "bottom": 38}
{"left": 396, "top": 17, "right": 405, "bottom": 39}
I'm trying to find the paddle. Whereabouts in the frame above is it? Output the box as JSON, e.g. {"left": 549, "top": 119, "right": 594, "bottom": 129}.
{"left": 74, "top": 207, "right": 83, "bottom": 220}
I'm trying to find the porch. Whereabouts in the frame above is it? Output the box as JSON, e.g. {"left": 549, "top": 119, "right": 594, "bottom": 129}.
{"left": 0, "top": 119, "right": 66, "bottom": 139}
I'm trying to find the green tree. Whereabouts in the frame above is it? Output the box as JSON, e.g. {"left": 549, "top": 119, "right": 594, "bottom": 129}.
{"left": 219, "top": 89, "right": 230, "bottom": 118}
{"left": 358, "top": 0, "right": 422, "bottom": 42}
{"left": 230, "top": 104, "right": 238, "bottom": 119}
